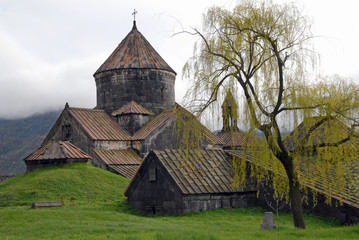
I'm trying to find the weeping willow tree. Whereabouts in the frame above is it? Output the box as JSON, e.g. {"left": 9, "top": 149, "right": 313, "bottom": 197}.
{"left": 181, "top": 0, "right": 359, "bottom": 229}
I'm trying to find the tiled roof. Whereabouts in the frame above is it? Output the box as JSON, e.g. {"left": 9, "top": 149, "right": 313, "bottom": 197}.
{"left": 132, "top": 108, "right": 174, "bottom": 140}
{"left": 131, "top": 104, "right": 223, "bottom": 145}
{"left": 92, "top": 149, "right": 141, "bottom": 165}
{"left": 226, "top": 150, "right": 359, "bottom": 208}
{"left": 153, "top": 149, "right": 243, "bottom": 195}
{"left": 24, "top": 141, "right": 92, "bottom": 161}
{"left": 92, "top": 149, "right": 141, "bottom": 178}
{"left": 111, "top": 100, "right": 151, "bottom": 116}
{"left": 68, "top": 107, "right": 131, "bottom": 141}
{"left": 174, "top": 104, "right": 224, "bottom": 146}
{"left": 217, "top": 131, "right": 256, "bottom": 147}
{"left": 95, "top": 21, "right": 176, "bottom": 75}
{"left": 285, "top": 117, "right": 359, "bottom": 151}
{"left": 108, "top": 165, "right": 140, "bottom": 179}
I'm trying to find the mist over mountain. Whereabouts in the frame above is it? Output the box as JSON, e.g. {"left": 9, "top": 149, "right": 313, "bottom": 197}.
{"left": 0, "top": 110, "right": 61, "bottom": 175}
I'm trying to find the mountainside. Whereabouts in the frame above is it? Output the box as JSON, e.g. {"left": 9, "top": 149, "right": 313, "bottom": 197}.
{"left": 0, "top": 110, "right": 61, "bottom": 175}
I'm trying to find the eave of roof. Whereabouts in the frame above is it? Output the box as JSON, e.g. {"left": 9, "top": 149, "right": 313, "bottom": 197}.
{"left": 92, "top": 149, "right": 141, "bottom": 178}
{"left": 24, "top": 141, "right": 92, "bottom": 161}
{"left": 92, "top": 149, "right": 141, "bottom": 165}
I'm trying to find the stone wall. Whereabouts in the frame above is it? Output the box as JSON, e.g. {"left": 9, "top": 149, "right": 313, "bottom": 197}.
{"left": 303, "top": 189, "right": 359, "bottom": 225}
{"left": 93, "top": 140, "right": 131, "bottom": 151}
{"left": 43, "top": 110, "right": 95, "bottom": 154}
{"left": 126, "top": 155, "right": 184, "bottom": 215}
{"left": 25, "top": 159, "right": 91, "bottom": 172}
{"left": 256, "top": 178, "right": 359, "bottom": 225}
{"left": 116, "top": 114, "right": 149, "bottom": 135}
{"left": 182, "top": 192, "right": 258, "bottom": 214}
{"left": 140, "top": 118, "right": 177, "bottom": 156}
{"left": 95, "top": 68, "right": 175, "bottom": 115}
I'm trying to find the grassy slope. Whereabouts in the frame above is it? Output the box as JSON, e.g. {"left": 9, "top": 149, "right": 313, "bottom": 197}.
{"left": 0, "top": 164, "right": 358, "bottom": 240}
{"left": 0, "top": 163, "right": 129, "bottom": 206}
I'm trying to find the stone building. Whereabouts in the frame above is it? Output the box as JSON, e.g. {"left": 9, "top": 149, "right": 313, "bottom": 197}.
{"left": 24, "top": 141, "right": 92, "bottom": 172}
{"left": 22, "top": 19, "right": 358, "bottom": 224}
{"left": 125, "top": 149, "right": 257, "bottom": 215}
{"left": 24, "top": 20, "right": 222, "bottom": 178}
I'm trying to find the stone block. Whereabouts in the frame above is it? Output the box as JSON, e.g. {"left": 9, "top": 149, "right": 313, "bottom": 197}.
{"left": 31, "top": 201, "right": 62, "bottom": 208}
{"left": 260, "top": 212, "right": 276, "bottom": 230}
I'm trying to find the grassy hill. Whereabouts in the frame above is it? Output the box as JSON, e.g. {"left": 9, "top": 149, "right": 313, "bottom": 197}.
{"left": 0, "top": 163, "right": 358, "bottom": 240}
{"left": 0, "top": 163, "right": 130, "bottom": 207}
{"left": 0, "top": 110, "right": 61, "bottom": 175}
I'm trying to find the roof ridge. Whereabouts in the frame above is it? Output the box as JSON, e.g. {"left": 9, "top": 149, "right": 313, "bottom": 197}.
{"left": 112, "top": 100, "right": 152, "bottom": 116}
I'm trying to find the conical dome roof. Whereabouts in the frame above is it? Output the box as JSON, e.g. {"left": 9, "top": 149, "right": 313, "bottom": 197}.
{"left": 95, "top": 21, "right": 176, "bottom": 75}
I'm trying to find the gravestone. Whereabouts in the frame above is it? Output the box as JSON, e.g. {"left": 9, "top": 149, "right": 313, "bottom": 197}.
{"left": 260, "top": 212, "right": 276, "bottom": 230}
{"left": 31, "top": 201, "right": 62, "bottom": 208}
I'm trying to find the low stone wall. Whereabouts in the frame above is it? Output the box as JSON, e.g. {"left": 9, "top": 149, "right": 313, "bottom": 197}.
{"left": 303, "top": 190, "right": 359, "bottom": 225}
{"left": 183, "top": 192, "right": 258, "bottom": 214}
{"left": 25, "top": 159, "right": 91, "bottom": 172}
{"left": 256, "top": 183, "right": 359, "bottom": 225}
{"left": 0, "top": 175, "right": 15, "bottom": 183}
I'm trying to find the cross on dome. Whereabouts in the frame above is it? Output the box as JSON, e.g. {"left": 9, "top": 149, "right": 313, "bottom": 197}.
{"left": 132, "top": 9, "right": 138, "bottom": 21}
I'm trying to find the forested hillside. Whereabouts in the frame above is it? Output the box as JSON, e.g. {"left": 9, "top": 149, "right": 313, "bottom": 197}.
{"left": 0, "top": 111, "right": 61, "bottom": 175}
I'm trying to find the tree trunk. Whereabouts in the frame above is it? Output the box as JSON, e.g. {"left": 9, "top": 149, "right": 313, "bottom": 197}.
{"left": 281, "top": 154, "right": 306, "bottom": 229}
{"left": 289, "top": 179, "right": 306, "bottom": 229}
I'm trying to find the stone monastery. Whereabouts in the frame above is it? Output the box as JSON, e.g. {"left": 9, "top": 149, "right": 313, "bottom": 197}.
{"left": 24, "top": 20, "right": 230, "bottom": 176}
{"left": 23, "top": 20, "right": 359, "bottom": 223}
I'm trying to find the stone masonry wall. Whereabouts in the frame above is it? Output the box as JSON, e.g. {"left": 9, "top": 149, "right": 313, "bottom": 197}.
{"left": 127, "top": 155, "right": 184, "bottom": 215}
{"left": 95, "top": 68, "right": 175, "bottom": 115}
{"left": 43, "top": 110, "right": 95, "bottom": 154}
{"left": 182, "top": 192, "right": 258, "bottom": 214}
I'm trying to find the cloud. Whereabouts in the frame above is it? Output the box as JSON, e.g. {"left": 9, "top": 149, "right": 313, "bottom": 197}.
{"left": 0, "top": 25, "right": 98, "bottom": 119}
{"left": 1, "top": 0, "right": 359, "bottom": 119}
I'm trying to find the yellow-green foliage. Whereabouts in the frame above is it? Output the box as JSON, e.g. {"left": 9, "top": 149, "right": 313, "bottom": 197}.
{"left": 178, "top": 0, "right": 359, "bottom": 224}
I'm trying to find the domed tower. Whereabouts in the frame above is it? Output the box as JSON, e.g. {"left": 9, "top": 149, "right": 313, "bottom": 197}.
{"left": 94, "top": 20, "right": 176, "bottom": 115}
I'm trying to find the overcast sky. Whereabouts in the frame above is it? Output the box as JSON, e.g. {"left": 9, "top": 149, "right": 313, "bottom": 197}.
{"left": 0, "top": 0, "right": 358, "bottom": 119}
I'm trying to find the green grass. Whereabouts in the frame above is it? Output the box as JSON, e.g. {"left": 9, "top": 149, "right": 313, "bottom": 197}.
{"left": 0, "top": 163, "right": 129, "bottom": 207}
{"left": 0, "top": 163, "right": 358, "bottom": 239}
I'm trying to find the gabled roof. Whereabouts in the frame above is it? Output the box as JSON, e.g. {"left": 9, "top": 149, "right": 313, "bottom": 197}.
{"left": 92, "top": 149, "right": 141, "bottom": 165}
{"left": 155, "top": 149, "right": 240, "bottom": 194}
{"left": 217, "top": 131, "right": 256, "bottom": 148}
{"left": 111, "top": 100, "right": 151, "bottom": 116}
{"left": 95, "top": 21, "right": 176, "bottom": 75}
{"left": 92, "top": 149, "right": 141, "bottom": 178}
{"left": 131, "top": 104, "right": 223, "bottom": 145}
{"left": 68, "top": 107, "right": 131, "bottom": 141}
{"left": 132, "top": 108, "right": 174, "bottom": 140}
{"left": 24, "top": 141, "right": 92, "bottom": 161}
{"left": 285, "top": 117, "right": 359, "bottom": 151}
{"left": 174, "top": 104, "right": 224, "bottom": 146}
{"left": 226, "top": 149, "right": 359, "bottom": 208}
{"left": 126, "top": 149, "right": 245, "bottom": 196}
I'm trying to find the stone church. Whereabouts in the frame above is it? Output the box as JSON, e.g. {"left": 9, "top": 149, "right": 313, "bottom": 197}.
{"left": 24, "top": 20, "right": 225, "bottom": 177}
{"left": 23, "top": 19, "right": 358, "bottom": 223}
